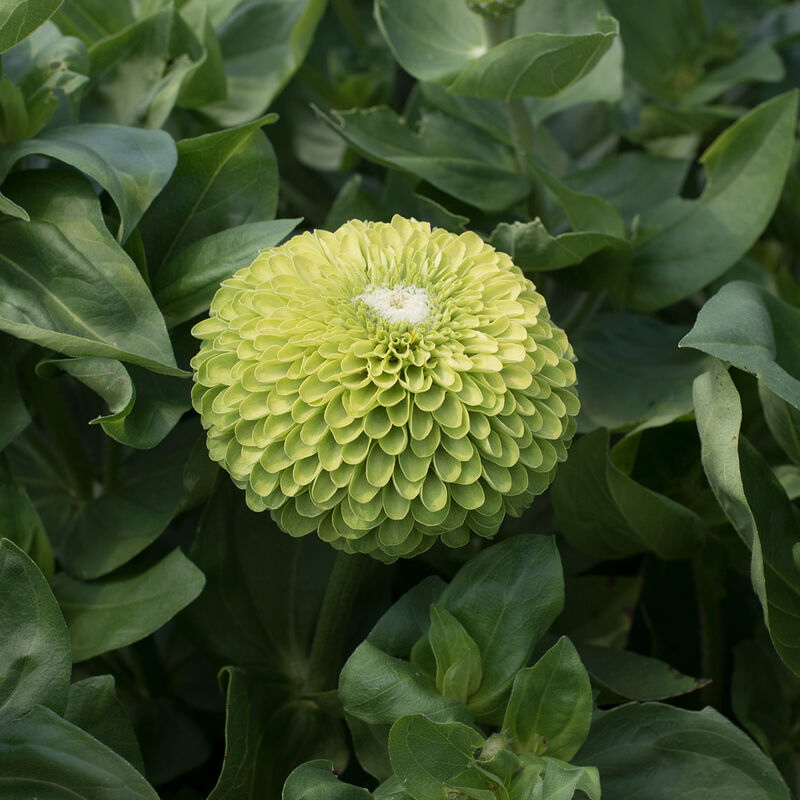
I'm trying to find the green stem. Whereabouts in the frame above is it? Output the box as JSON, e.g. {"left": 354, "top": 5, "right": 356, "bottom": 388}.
{"left": 481, "top": 15, "right": 544, "bottom": 215}
{"left": 693, "top": 555, "right": 724, "bottom": 709}
{"left": 332, "top": 0, "right": 366, "bottom": 50}
{"left": 305, "top": 550, "right": 368, "bottom": 693}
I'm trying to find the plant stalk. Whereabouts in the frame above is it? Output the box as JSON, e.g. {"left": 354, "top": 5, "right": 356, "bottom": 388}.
{"left": 305, "top": 550, "right": 368, "bottom": 693}
{"left": 481, "top": 15, "right": 544, "bottom": 215}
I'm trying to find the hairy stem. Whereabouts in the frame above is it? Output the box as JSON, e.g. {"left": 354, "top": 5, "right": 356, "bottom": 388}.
{"left": 305, "top": 550, "right": 368, "bottom": 693}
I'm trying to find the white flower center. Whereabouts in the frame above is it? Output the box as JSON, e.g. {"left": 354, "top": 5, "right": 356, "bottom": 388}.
{"left": 356, "top": 284, "right": 431, "bottom": 325}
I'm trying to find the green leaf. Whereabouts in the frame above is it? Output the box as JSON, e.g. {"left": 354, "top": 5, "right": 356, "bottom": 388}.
{"left": 0, "top": 482, "right": 53, "bottom": 580}
{"left": 0, "top": 171, "right": 182, "bottom": 376}
{"left": 576, "top": 702, "right": 791, "bottom": 799}
{"left": 555, "top": 575, "right": 642, "bottom": 650}
{"left": 316, "top": 106, "right": 529, "bottom": 213}
{"left": 428, "top": 604, "right": 482, "bottom": 705}
{"left": 436, "top": 535, "right": 564, "bottom": 722}
{"left": 53, "top": 547, "right": 205, "bottom": 662}
{"left": 283, "top": 760, "right": 372, "bottom": 800}
{"left": 38, "top": 356, "right": 189, "bottom": 450}
{"left": 577, "top": 644, "right": 709, "bottom": 701}
{"left": 65, "top": 675, "right": 145, "bottom": 773}
{"left": 388, "top": 716, "right": 495, "bottom": 800}
{"left": 183, "top": 481, "right": 336, "bottom": 667}
{"left": 154, "top": 218, "right": 300, "bottom": 328}
{"left": 551, "top": 428, "right": 707, "bottom": 560}
{"left": 0, "top": 352, "right": 30, "bottom": 452}
{"left": 732, "top": 638, "right": 800, "bottom": 793}
{"left": 340, "top": 640, "right": 473, "bottom": 727}
{"left": 81, "top": 7, "right": 200, "bottom": 128}
{"left": 693, "top": 361, "right": 800, "bottom": 676}
{"left": 0, "top": 0, "right": 63, "bottom": 53}
{"left": 681, "top": 281, "right": 800, "bottom": 411}
{"left": 760, "top": 383, "right": 800, "bottom": 466}
{"left": 202, "top": 0, "right": 327, "bottom": 127}
{"left": 11, "top": 418, "right": 199, "bottom": 579}
{"left": 211, "top": 668, "right": 348, "bottom": 799}
{"left": 52, "top": 0, "right": 134, "bottom": 43}
{"left": 0, "top": 124, "right": 177, "bottom": 242}
{"left": 573, "top": 313, "right": 712, "bottom": 433}
{"left": 627, "top": 91, "right": 798, "bottom": 310}
{"left": 502, "top": 637, "right": 592, "bottom": 760}
{"left": 0, "top": 705, "right": 159, "bottom": 798}
{"left": 449, "top": 16, "right": 617, "bottom": 101}
{"left": 0, "top": 539, "right": 70, "bottom": 720}
{"left": 490, "top": 219, "right": 630, "bottom": 274}
{"left": 511, "top": 757, "right": 600, "bottom": 800}
{"left": 175, "top": 1, "right": 227, "bottom": 109}
{"left": 140, "top": 115, "right": 278, "bottom": 273}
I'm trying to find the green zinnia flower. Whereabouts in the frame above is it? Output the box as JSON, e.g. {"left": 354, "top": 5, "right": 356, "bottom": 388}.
{"left": 191, "top": 217, "right": 578, "bottom": 562}
{"left": 466, "top": 0, "right": 525, "bottom": 17}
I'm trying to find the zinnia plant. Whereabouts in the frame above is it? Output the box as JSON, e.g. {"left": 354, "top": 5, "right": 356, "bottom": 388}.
{"left": 191, "top": 216, "right": 579, "bottom": 562}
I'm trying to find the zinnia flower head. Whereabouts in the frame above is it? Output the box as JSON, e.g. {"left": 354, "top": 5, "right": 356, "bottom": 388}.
{"left": 466, "top": 0, "right": 526, "bottom": 17}
{"left": 191, "top": 217, "right": 578, "bottom": 562}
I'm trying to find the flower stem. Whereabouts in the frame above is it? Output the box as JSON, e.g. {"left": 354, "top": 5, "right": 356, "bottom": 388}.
{"left": 305, "top": 550, "right": 368, "bottom": 693}
{"left": 481, "top": 16, "right": 544, "bottom": 214}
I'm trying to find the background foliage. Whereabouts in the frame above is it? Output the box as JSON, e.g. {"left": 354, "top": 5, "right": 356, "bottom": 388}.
{"left": 1, "top": 0, "right": 800, "bottom": 797}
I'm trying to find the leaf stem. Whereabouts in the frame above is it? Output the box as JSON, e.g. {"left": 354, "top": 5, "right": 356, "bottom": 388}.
{"left": 481, "top": 15, "right": 544, "bottom": 215}
{"left": 305, "top": 550, "right": 368, "bottom": 692}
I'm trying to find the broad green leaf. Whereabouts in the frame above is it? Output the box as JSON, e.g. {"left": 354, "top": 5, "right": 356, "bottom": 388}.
{"left": 554, "top": 575, "right": 641, "bottom": 649}
{"left": 52, "top": 0, "right": 134, "bottom": 43}
{"left": 428, "top": 605, "right": 482, "bottom": 705}
{"left": 0, "top": 483, "right": 53, "bottom": 580}
{"left": 2, "top": 22, "right": 89, "bottom": 137}
{"left": 551, "top": 428, "right": 707, "bottom": 560}
{"left": 490, "top": 220, "right": 630, "bottom": 273}
{"left": 563, "top": 151, "right": 691, "bottom": 224}
{"left": 0, "top": 539, "right": 70, "bottom": 720}
{"left": 9, "top": 417, "right": 200, "bottom": 580}
{"left": 450, "top": 16, "right": 617, "bottom": 101}
{"left": 367, "top": 575, "right": 446, "bottom": 657}
{"left": 576, "top": 703, "right": 791, "bottom": 799}
{"left": 437, "top": 535, "right": 564, "bottom": 722}
{"left": 503, "top": 637, "right": 592, "bottom": 760}
{"left": 340, "top": 640, "right": 473, "bottom": 728}
{"left": 175, "top": 0, "right": 227, "bottom": 109}
{"left": 211, "top": 668, "right": 348, "bottom": 799}
{"left": 0, "top": 705, "right": 159, "bottom": 798}
{"left": 0, "top": 0, "right": 63, "bottom": 53}
{"left": 38, "top": 357, "right": 190, "bottom": 450}
{"left": 183, "top": 481, "right": 336, "bottom": 668}
{"left": 154, "top": 218, "right": 300, "bottom": 328}
{"left": 81, "top": 7, "right": 199, "bottom": 128}
{"left": 732, "top": 638, "right": 800, "bottom": 794}
{"left": 680, "top": 43, "right": 784, "bottom": 106}
{"left": 577, "top": 644, "right": 708, "bottom": 701}
{"left": 693, "top": 361, "right": 800, "bottom": 675}
{"left": 0, "top": 171, "right": 182, "bottom": 376}
{"left": 316, "top": 106, "right": 529, "bottom": 213}
{"left": 760, "top": 384, "right": 800, "bottom": 465}
{"left": 534, "top": 164, "right": 625, "bottom": 239}
{"left": 511, "top": 757, "right": 600, "bottom": 800}
{"left": 627, "top": 91, "right": 798, "bottom": 310}
{"left": 573, "top": 313, "right": 712, "bottom": 433}
{"left": 53, "top": 547, "right": 205, "bottom": 662}
{"left": 0, "top": 124, "right": 177, "bottom": 242}
{"left": 0, "top": 372, "right": 29, "bottom": 452}
{"left": 388, "top": 716, "right": 496, "bottom": 800}
{"left": 65, "top": 675, "right": 145, "bottom": 773}
{"left": 140, "top": 115, "right": 279, "bottom": 273}
{"left": 283, "top": 760, "right": 371, "bottom": 800}
{"left": 202, "top": 0, "right": 327, "bottom": 127}
{"left": 681, "top": 281, "right": 800, "bottom": 411}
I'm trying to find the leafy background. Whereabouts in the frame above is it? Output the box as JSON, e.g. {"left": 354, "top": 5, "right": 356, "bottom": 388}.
{"left": 1, "top": 0, "right": 800, "bottom": 797}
